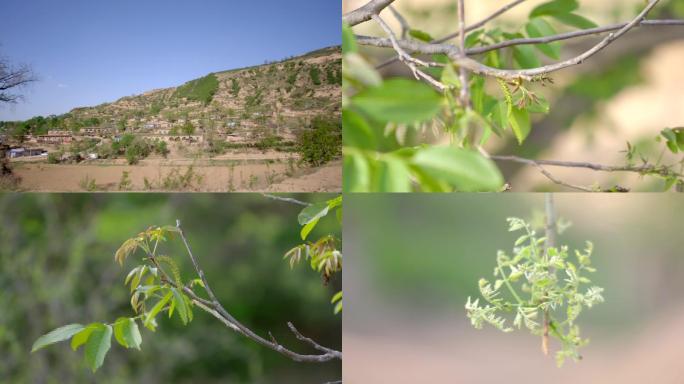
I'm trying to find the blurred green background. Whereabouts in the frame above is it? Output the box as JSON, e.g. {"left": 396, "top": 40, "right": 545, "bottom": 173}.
{"left": 0, "top": 193, "right": 341, "bottom": 383}
{"left": 344, "top": 194, "right": 684, "bottom": 383}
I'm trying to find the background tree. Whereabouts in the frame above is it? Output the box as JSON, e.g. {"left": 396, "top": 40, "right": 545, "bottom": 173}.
{"left": 0, "top": 55, "right": 36, "bottom": 104}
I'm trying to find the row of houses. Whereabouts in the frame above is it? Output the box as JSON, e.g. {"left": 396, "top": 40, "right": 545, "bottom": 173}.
{"left": 6, "top": 147, "right": 48, "bottom": 158}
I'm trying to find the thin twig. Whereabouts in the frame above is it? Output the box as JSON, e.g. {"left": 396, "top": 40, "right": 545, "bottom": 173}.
{"left": 467, "top": 19, "right": 684, "bottom": 55}
{"left": 541, "top": 193, "right": 557, "bottom": 355}
{"left": 372, "top": 14, "right": 447, "bottom": 90}
{"left": 261, "top": 193, "right": 311, "bottom": 206}
{"left": 376, "top": 0, "right": 527, "bottom": 69}
{"left": 457, "top": 0, "right": 469, "bottom": 107}
{"left": 490, "top": 155, "right": 676, "bottom": 175}
{"left": 389, "top": 5, "right": 410, "bottom": 39}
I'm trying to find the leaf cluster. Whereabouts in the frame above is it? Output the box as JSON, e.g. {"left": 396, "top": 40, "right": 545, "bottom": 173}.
{"left": 284, "top": 196, "right": 343, "bottom": 314}
{"left": 465, "top": 217, "right": 604, "bottom": 367}
{"left": 33, "top": 225, "right": 196, "bottom": 372}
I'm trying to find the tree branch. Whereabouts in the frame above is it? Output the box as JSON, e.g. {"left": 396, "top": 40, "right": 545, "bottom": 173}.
{"left": 354, "top": 0, "right": 667, "bottom": 81}
{"left": 174, "top": 220, "right": 341, "bottom": 363}
{"left": 343, "top": 0, "right": 396, "bottom": 27}
{"left": 372, "top": 14, "right": 447, "bottom": 90}
{"left": 489, "top": 155, "right": 684, "bottom": 192}
{"left": 261, "top": 193, "right": 312, "bottom": 206}
{"left": 457, "top": 0, "right": 469, "bottom": 107}
{"left": 467, "top": 19, "right": 684, "bottom": 55}
{"left": 376, "top": 0, "right": 528, "bottom": 69}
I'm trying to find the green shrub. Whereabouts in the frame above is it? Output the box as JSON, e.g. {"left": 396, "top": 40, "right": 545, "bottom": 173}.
{"left": 309, "top": 67, "right": 321, "bottom": 85}
{"left": 125, "top": 138, "right": 152, "bottom": 165}
{"left": 230, "top": 78, "right": 240, "bottom": 96}
{"left": 296, "top": 116, "right": 341, "bottom": 167}
{"left": 47, "top": 152, "right": 61, "bottom": 164}
{"left": 154, "top": 140, "right": 169, "bottom": 158}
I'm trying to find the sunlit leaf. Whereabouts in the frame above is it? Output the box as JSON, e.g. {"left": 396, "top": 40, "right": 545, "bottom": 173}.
{"left": 353, "top": 78, "right": 443, "bottom": 124}
{"left": 31, "top": 324, "right": 84, "bottom": 352}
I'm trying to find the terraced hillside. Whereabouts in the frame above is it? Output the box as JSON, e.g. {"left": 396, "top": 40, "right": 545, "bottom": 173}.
{"left": 4, "top": 46, "right": 341, "bottom": 146}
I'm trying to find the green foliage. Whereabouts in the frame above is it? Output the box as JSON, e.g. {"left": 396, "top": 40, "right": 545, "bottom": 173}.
{"left": 230, "top": 78, "right": 240, "bottom": 96}
{"left": 154, "top": 140, "right": 169, "bottom": 157}
{"left": 284, "top": 195, "right": 342, "bottom": 313}
{"left": 174, "top": 73, "right": 219, "bottom": 105}
{"left": 296, "top": 116, "right": 341, "bottom": 167}
{"left": 125, "top": 137, "right": 152, "bottom": 165}
{"left": 181, "top": 120, "right": 195, "bottom": 135}
{"left": 47, "top": 151, "right": 61, "bottom": 164}
{"left": 309, "top": 67, "right": 322, "bottom": 85}
{"left": 465, "top": 216, "right": 604, "bottom": 367}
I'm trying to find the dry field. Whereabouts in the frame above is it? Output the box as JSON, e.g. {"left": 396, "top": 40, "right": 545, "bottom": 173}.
{"left": 9, "top": 153, "right": 340, "bottom": 192}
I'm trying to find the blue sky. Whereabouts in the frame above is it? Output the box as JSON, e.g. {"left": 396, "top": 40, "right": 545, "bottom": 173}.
{"left": 0, "top": 0, "right": 340, "bottom": 121}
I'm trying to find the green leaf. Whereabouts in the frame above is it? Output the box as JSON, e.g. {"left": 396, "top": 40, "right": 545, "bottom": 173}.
{"left": 298, "top": 201, "right": 329, "bottom": 225}
{"left": 409, "top": 29, "right": 433, "bottom": 42}
{"left": 510, "top": 107, "right": 531, "bottom": 144}
{"left": 171, "top": 288, "right": 189, "bottom": 325}
{"left": 342, "top": 23, "right": 357, "bottom": 54}
{"left": 343, "top": 109, "right": 377, "bottom": 150}
{"left": 71, "top": 323, "right": 99, "bottom": 351}
{"left": 353, "top": 78, "right": 443, "bottom": 124}
{"left": 551, "top": 13, "right": 597, "bottom": 29}
{"left": 301, "top": 218, "right": 320, "bottom": 240}
{"left": 411, "top": 147, "right": 504, "bottom": 191}
{"left": 297, "top": 200, "right": 330, "bottom": 239}
{"left": 113, "top": 318, "right": 142, "bottom": 350}
{"left": 31, "top": 324, "right": 84, "bottom": 353}
{"left": 526, "top": 94, "right": 550, "bottom": 114}
{"left": 84, "top": 324, "right": 112, "bottom": 372}
{"left": 145, "top": 290, "right": 173, "bottom": 328}
{"left": 372, "top": 155, "right": 412, "bottom": 192}
{"left": 343, "top": 53, "right": 382, "bottom": 87}
{"left": 513, "top": 45, "right": 542, "bottom": 69}
{"left": 530, "top": 0, "right": 578, "bottom": 17}
{"left": 343, "top": 149, "right": 371, "bottom": 192}
{"left": 465, "top": 29, "right": 485, "bottom": 48}
{"left": 440, "top": 63, "right": 461, "bottom": 89}
{"left": 525, "top": 18, "right": 561, "bottom": 59}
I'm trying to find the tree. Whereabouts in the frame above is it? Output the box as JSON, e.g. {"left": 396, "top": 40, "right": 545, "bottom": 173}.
{"left": 0, "top": 55, "right": 36, "bottom": 104}
{"left": 342, "top": 0, "right": 684, "bottom": 192}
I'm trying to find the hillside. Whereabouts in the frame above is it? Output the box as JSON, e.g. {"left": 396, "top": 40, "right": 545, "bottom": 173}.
{"left": 3, "top": 46, "right": 341, "bottom": 145}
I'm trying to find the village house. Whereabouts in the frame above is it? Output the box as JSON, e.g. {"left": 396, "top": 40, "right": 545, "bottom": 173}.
{"left": 37, "top": 130, "right": 73, "bottom": 144}
{"left": 81, "top": 127, "right": 113, "bottom": 137}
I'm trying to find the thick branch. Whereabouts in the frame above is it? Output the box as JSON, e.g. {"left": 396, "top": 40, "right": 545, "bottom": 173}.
{"left": 343, "top": 0, "right": 396, "bottom": 27}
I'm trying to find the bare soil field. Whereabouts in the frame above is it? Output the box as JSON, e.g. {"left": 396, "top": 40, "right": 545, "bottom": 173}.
{"left": 10, "top": 157, "right": 341, "bottom": 192}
